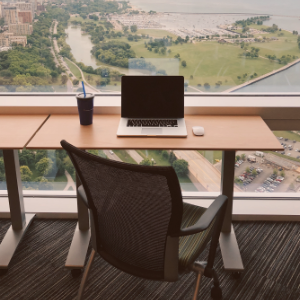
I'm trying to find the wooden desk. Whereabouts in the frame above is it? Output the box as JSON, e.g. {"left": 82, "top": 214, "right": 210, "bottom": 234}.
{"left": 27, "top": 114, "right": 283, "bottom": 274}
{"left": 0, "top": 115, "right": 49, "bottom": 272}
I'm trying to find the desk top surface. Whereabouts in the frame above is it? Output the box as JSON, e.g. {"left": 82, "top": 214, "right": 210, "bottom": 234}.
{"left": 26, "top": 114, "right": 283, "bottom": 151}
{"left": 0, "top": 115, "right": 49, "bottom": 149}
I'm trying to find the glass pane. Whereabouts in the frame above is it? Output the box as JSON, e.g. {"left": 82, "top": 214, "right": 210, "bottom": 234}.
{"left": 89, "top": 149, "right": 220, "bottom": 192}
{"left": 234, "top": 131, "right": 300, "bottom": 194}
{"left": 19, "top": 149, "right": 71, "bottom": 191}
{"left": 0, "top": 1, "right": 299, "bottom": 93}
{"left": 0, "top": 150, "right": 6, "bottom": 190}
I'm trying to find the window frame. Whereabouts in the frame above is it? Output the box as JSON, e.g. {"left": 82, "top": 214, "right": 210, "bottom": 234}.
{"left": 1, "top": 93, "right": 300, "bottom": 219}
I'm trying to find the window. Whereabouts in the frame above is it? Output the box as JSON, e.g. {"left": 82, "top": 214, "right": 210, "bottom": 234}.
{"left": 0, "top": 1, "right": 299, "bottom": 93}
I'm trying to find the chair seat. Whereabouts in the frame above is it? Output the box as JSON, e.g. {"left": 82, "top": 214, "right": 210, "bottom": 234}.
{"left": 178, "top": 203, "right": 216, "bottom": 273}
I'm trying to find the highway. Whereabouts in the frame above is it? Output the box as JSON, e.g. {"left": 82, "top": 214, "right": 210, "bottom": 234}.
{"left": 175, "top": 150, "right": 242, "bottom": 192}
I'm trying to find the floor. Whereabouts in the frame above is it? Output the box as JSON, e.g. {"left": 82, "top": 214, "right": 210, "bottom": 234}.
{"left": 0, "top": 219, "right": 299, "bottom": 300}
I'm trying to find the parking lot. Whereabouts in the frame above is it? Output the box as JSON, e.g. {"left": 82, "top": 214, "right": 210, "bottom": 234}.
{"left": 234, "top": 157, "right": 299, "bottom": 193}
{"left": 276, "top": 136, "right": 300, "bottom": 159}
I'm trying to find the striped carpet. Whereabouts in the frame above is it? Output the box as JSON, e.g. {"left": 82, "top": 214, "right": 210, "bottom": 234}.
{"left": 0, "top": 220, "right": 299, "bottom": 300}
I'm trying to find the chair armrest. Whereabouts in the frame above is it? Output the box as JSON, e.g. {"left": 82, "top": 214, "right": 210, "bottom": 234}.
{"left": 78, "top": 185, "right": 90, "bottom": 208}
{"left": 179, "top": 195, "right": 228, "bottom": 237}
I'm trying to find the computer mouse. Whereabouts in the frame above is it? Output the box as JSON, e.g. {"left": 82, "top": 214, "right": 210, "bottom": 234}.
{"left": 192, "top": 126, "right": 204, "bottom": 136}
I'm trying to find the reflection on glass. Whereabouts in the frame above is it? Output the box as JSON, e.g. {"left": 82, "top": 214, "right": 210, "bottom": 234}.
{"left": 234, "top": 131, "right": 300, "bottom": 194}
{"left": 0, "top": 1, "right": 299, "bottom": 93}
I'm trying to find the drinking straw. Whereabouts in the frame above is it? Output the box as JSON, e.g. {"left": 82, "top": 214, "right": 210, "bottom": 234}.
{"left": 82, "top": 81, "right": 86, "bottom": 98}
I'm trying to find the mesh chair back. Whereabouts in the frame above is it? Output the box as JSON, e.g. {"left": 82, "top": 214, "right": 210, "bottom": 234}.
{"left": 61, "top": 141, "right": 183, "bottom": 280}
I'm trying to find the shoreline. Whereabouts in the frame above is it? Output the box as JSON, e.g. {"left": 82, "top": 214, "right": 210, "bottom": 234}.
{"left": 223, "top": 58, "right": 300, "bottom": 93}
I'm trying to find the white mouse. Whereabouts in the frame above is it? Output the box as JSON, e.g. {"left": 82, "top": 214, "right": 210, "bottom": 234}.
{"left": 192, "top": 126, "right": 205, "bottom": 136}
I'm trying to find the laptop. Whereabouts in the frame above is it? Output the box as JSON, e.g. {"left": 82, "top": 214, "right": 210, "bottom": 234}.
{"left": 117, "top": 76, "right": 187, "bottom": 137}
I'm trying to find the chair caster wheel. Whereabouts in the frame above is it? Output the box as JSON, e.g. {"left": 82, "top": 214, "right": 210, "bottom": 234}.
{"left": 232, "top": 272, "right": 241, "bottom": 279}
{"left": 0, "top": 269, "right": 8, "bottom": 276}
{"left": 211, "top": 285, "right": 222, "bottom": 299}
{"left": 71, "top": 269, "right": 82, "bottom": 278}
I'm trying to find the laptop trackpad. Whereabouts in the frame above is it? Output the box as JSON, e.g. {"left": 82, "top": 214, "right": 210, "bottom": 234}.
{"left": 142, "top": 128, "right": 163, "bottom": 135}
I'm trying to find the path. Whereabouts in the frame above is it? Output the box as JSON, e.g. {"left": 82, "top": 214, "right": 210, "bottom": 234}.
{"left": 52, "top": 20, "right": 73, "bottom": 92}
{"left": 64, "top": 57, "right": 101, "bottom": 93}
{"left": 63, "top": 170, "right": 76, "bottom": 191}
{"left": 223, "top": 57, "right": 300, "bottom": 93}
{"left": 126, "top": 150, "right": 143, "bottom": 164}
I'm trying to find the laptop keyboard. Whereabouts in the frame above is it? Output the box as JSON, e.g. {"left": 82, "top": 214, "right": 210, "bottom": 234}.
{"left": 127, "top": 119, "right": 178, "bottom": 127}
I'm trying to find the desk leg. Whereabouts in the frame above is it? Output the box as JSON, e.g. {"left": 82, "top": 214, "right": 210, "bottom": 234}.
{"left": 219, "top": 150, "right": 244, "bottom": 272}
{"left": 65, "top": 174, "right": 90, "bottom": 270}
{"left": 0, "top": 150, "right": 35, "bottom": 270}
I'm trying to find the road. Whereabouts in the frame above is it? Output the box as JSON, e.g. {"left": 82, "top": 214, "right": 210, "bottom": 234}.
{"left": 104, "top": 150, "right": 122, "bottom": 162}
{"left": 126, "top": 150, "right": 143, "bottom": 164}
{"left": 51, "top": 21, "right": 73, "bottom": 92}
{"left": 175, "top": 150, "right": 242, "bottom": 192}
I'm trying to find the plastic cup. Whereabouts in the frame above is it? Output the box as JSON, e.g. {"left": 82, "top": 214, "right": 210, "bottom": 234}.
{"left": 76, "top": 93, "right": 94, "bottom": 125}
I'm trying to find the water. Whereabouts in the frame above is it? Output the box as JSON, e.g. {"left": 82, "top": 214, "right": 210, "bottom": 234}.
{"left": 65, "top": 26, "right": 99, "bottom": 69}
{"left": 129, "top": 0, "right": 300, "bottom": 16}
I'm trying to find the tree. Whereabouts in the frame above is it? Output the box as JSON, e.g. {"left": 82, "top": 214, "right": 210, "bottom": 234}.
{"left": 72, "top": 79, "right": 79, "bottom": 85}
{"left": 61, "top": 75, "right": 68, "bottom": 85}
{"left": 36, "top": 157, "right": 53, "bottom": 176}
{"left": 130, "top": 25, "right": 138, "bottom": 33}
{"left": 34, "top": 176, "right": 53, "bottom": 190}
{"left": 273, "top": 168, "right": 278, "bottom": 175}
{"left": 241, "top": 154, "right": 246, "bottom": 161}
{"left": 140, "top": 157, "right": 152, "bottom": 166}
{"left": 181, "top": 60, "right": 187, "bottom": 67}
{"left": 204, "top": 83, "right": 210, "bottom": 89}
{"left": 280, "top": 171, "right": 285, "bottom": 177}
{"left": 162, "top": 150, "right": 169, "bottom": 160}
{"left": 20, "top": 166, "right": 33, "bottom": 182}
{"left": 252, "top": 169, "right": 258, "bottom": 176}
{"left": 245, "top": 167, "right": 251, "bottom": 174}
{"left": 169, "top": 151, "right": 177, "bottom": 164}
{"left": 19, "top": 149, "right": 35, "bottom": 168}
{"left": 235, "top": 155, "right": 240, "bottom": 162}
{"left": 35, "top": 150, "right": 47, "bottom": 164}
{"left": 123, "top": 26, "right": 129, "bottom": 33}
{"left": 172, "top": 159, "right": 188, "bottom": 176}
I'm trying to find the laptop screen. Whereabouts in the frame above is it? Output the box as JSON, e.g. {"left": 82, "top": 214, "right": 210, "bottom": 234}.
{"left": 121, "top": 76, "right": 184, "bottom": 118}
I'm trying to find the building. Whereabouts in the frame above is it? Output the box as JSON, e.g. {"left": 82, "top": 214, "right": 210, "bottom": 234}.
{"left": 37, "top": 5, "right": 45, "bottom": 12}
{"left": 9, "top": 23, "right": 33, "bottom": 35}
{"left": 9, "top": 35, "right": 27, "bottom": 46}
{"left": 2, "top": 6, "right": 18, "bottom": 25}
{"left": 18, "top": 11, "right": 33, "bottom": 23}
{"left": 0, "top": 34, "right": 27, "bottom": 47}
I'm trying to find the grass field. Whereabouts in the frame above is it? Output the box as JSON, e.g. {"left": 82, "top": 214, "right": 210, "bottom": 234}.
{"left": 273, "top": 131, "right": 300, "bottom": 142}
{"left": 137, "top": 150, "right": 198, "bottom": 191}
{"left": 114, "top": 150, "right": 137, "bottom": 164}
{"left": 65, "top": 59, "right": 82, "bottom": 79}
{"left": 137, "top": 29, "right": 178, "bottom": 39}
{"left": 109, "top": 36, "right": 294, "bottom": 92}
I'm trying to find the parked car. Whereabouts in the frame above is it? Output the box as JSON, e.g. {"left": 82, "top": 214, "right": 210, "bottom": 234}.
{"left": 285, "top": 138, "right": 288, "bottom": 141}
{"left": 109, "top": 150, "right": 114, "bottom": 155}
{"left": 279, "top": 137, "right": 283, "bottom": 140}
{"left": 287, "top": 153, "right": 291, "bottom": 156}
{"left": 293, "top": 140, "right": 296, "bottom": 143}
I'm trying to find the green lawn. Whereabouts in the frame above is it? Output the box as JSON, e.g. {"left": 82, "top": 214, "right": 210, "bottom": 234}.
{"left": 137, "top": 150, "right": 198, "bottom": 191}
{"left": 137, "top": 29, "right": 178, "bottom": 39}
{"left": 273, "top": 131, "right": 300, "bottom": 142}
{"left": 114, "top": 150, "right": 137, "bottom": 164}
{"left": 65, "top": 59, "right": 82, "bottom": 79}
{"left": 54, "top": 173, "right": 67, "bottom": 183}
{"left": 109, "top": 36, "right": 290, "bottom": 92}
{"left": 137, "top": 150, "right": 171, "bottom": 166}
{"left": 198, "top": 151, "right": 223, "bottom": 164}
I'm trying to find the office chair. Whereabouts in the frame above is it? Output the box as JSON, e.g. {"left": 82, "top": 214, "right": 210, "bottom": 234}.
{"left": 61, "top": 140, "right": 228, "bottom": 300}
